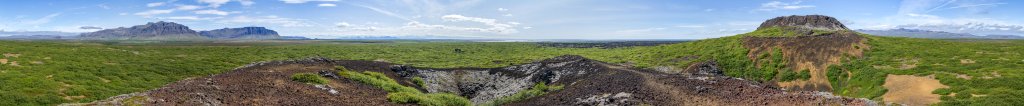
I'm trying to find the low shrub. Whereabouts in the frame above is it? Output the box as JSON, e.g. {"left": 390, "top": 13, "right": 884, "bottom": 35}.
{"left": 412, "top": 77, "right": 426, "bottom": 88}
{"left": 291, "top": 73, "right": 328, "bottom": 85}
{"left": 337, "top": 66, "right": 470, "bottom": 106}
{"left": 480, "top": 82, "right": 564, "bottom": 106}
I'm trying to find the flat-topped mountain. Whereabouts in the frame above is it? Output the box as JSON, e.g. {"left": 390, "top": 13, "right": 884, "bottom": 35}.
{"left": 200, "top": 27, "right": 281, "bottom": 39}
{"left": 80, "top": 21, "right": 282, "bottom": 40}
{"left": 80, "top": 21, "right": 205, "bottom": 40}
{"left": 757, "top": 15, "right": 848, "bottom": 31}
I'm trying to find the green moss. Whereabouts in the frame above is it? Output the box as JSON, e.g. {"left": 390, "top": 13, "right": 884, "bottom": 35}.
{"left": 738, "top": 26, "right": 838, "bottom": 37}
{"left": 411, "top": 77, "right": 426, "bottom": 88}
{"left": 387, "top": 92, "right": 471, "bottom": 106}
{"left": 337, "top": 67, "right": 470, "bottom": 106}
{"left": 120, "top": 95, "right": 146, "bottom": 106}
{"left": 480, "top": 82, "right": 564, "bottom": 106}
{"left": 291, "top": 73, "right": 328, "bottom": 85}
{"left": 933, "top": 88, "right": 952, "bottom": 95}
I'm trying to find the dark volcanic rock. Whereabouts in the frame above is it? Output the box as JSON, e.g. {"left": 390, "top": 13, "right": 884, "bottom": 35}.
{"left": 390, "top": 55, "right": 604, "bottom": 104}
{"left": 757, "top": 15, "right": 848, "bottom": 31}
{"left": 80, "top": 21, "right": 204, "bottom": 40}
{"left": 682, "top": 60, "right": 723, "bottom": 76}
{"left": 199, "top": 27, "right": 281, "bottom": 39}
{"left": 77, "top": 56, "right": 875, "bottom": 106}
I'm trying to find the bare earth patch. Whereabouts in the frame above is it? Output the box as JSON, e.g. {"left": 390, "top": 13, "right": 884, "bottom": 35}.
{"left": 882, "top": 74, "right": 949, "bottom": 106}
{"left": 960, "top": 59, "right": 975, "bottom": 64}
{"left": 2, "top": 53, "right": 20, "bottom": 58}
{"left": 0, "top": 59, "right": 7, "bottom": 64}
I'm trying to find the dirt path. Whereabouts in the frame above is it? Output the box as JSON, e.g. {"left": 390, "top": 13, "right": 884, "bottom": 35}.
{"left": 882, "top": 74, "right": 949, "bottom": 106}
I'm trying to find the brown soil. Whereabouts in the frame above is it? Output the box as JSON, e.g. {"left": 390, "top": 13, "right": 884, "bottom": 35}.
{"left": 960, "top": 59, "right": 976, "bottom": 64}
{"left": 742, "top": 31, "right": 868, "bottom": 92}
{"left": 2, "top": 53, "right": 19, "bottom": 58}
{"left": 9, "top": 61, "right": 19, "bottom": 66}
{"left": 881, "top": 74, "right": 948, "bottom": 106}
{"left": 0, "top": 59, "right": 7, "bottom": 64}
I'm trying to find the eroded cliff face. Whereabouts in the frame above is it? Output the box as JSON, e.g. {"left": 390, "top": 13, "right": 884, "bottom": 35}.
{"left": 744, "top": 15, "right": 868, "bottom": 92}
{"left": 757, "top": 15, "right": 849, "bottom": 31}
{"left": 391, "top": 55, "right": 604, "bottom": 104}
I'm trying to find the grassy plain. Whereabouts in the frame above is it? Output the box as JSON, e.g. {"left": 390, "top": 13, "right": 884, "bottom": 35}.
{"left": 1, "top": 35, "right": 1022, "bottom": 105}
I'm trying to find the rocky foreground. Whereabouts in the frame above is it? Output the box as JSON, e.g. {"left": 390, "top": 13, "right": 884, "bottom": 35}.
{"left": 69, "top": 56, "right": 874, "bottom": 106}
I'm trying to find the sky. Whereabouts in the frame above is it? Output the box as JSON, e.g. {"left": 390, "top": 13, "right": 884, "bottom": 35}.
{"left": 0, "top": 0, "right": 1022, "bottom": 39}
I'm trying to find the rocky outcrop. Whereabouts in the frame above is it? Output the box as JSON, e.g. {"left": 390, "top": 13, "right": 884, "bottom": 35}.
{"left": 744, "top": 15, "right": 867, "bottom": 92}
{"left": 391, "top": 55, "right": 604, "bottom": 104}
{"left": 80, "top": 21, "right": 205, "bottom": 40}
{"left": 682, "top": 60, "right": 723, "bottom": 76}
{"left": 757, "top": 15, "right": 848, "bottom": 31}
{"left": 77, "top": 55, "right": 874, "bottom": 106}
{"left": 199, "top": 27, "right": 281, "bottom": 39}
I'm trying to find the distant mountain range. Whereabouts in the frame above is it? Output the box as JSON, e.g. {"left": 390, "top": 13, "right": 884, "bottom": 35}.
{"left": 856, "top": 28, "right": 1024, "bottom": 39}
{"left": 79, "top": 21, "right": 280, "bottom": 40}
{"left": 327, "top": 35, "right": 480, "bottom": 40}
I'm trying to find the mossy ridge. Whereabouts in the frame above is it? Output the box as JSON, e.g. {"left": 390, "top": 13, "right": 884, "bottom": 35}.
{"left": 336, "top": 66, "right": 471, "bottom": 106}
{"left": 738, "top": 26, "right": 847, "bottom": 37}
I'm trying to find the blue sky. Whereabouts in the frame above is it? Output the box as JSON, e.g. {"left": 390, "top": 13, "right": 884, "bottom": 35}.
{"left": 1, "top": 0, "right": 1022, "bottom": 39}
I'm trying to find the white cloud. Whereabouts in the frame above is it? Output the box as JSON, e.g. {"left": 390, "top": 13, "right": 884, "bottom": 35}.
{"left": 317, "top": 3, "right": 336, "bottom": 7}
{"left": 335, "top": 22, "right": 351, "bottom": 28}
{"left": 23, "top": 13, "right": 61, "bottom": 25}
{"left": 331, "top": 15, "right": 522, "bottom": 36}
{"left": 238, "top": 0, "right": 255, "bottom": 6}
{"left": 349, "top": 4, "right": 412, "bottom": 21}
{"left": 194, "top": 9, "right": 235, "bottom": 15}
{"left": 97, "top": 4, "right": 111, "bottom": 9}
{"left": 160, "top": 16, "right": 222, "bottom": 20}
{"left": 523, "top": 27, "right": 532, "bottom": 29}
{"left": 198, "top": 0, "right": 230, "bottom": 8}
{"left": 217, "top": 15, "right": 312, "bottom": 27}
{"left": 147, "top": 2, "right": 166, "bottom": 7}
{"left": 134, "top": 9, "right": 175, "bottom": 17}
{"left": 442, "top": 14, "right": 520, "bottom": 33}
{"left": 497, "top": 8, "right": 508, "bottom": 12}
{"left": 442, "top": 15, "right": 497, "bottom": 26}
{"left": 280, "top": 0, "right": 339, "bottom": 4}
{"left": 949, "top": 3, "right": 1007, "bottom": 9}
{"left": 503, "top": 14, "right": 513, "bottom": 17}
{"left": 175, "top": 5, "right": 204, "bottom": 10}
{"left": 757, "top": 1, "right": 815, "bottom": 11}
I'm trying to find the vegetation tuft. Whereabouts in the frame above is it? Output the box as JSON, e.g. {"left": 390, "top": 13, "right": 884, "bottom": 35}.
{"left": 336, "top": 66, "right": 471, "bottom": 106}
{"left": 291, "top": 73, "right": 328, "bottom": 85}
{"left": 480, "top": 82, "right": 564, "bottom": 106}
{"left": 411, "top": 77, "right": 426, "bottom": 88}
